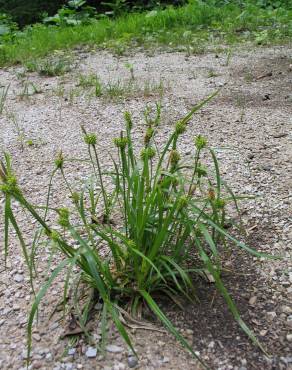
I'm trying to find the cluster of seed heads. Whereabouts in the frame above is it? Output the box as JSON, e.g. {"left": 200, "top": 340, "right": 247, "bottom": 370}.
{"left": 195, "top": 135, "right": 207, "bottom": 150}
{"left": 124, "top": 111, "right": 133, "bottom": 130}
{"left": 58, "top": 208, "right": 70, "bottom": 228}
{"left": 175, "top": 121, "right": 187, "bottom": 135}
{"left": 55, "top": 151, "right": 64, "bottom": 169}
{"left": 114, "top": 137, "right": 128, "bottom": 149}
{"left": 84, "top": 133, "right": 97, "bottom": 146}
{"left": 140, "top": 147, "right": 156, "bottom": 160}
{"left": 144, "top": 127, "right": 154, "bottom": 145}
{"left": 169, "top": 149, "right": 181, "bottom": 167}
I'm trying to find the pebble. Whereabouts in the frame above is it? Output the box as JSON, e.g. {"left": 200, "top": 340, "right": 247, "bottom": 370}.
{"left": 85, "top": 346, "right": 97, "bottom": 358}
{"left": 127, "top": 356, "right": 138, "bottom": 368}
{"left": 68, "top": 348, "right": 76, "bottom": 356}
{"left": 32, "top": 333, "right": 41, "bottom": 342}
{"left": 248, "top": 296, "right": 257, "bottom": 305}
{"left": 281, "top": 306, "right": 292, "bottom": 315}
{"left": 286, "top": 334, "right": 292, "bottom": 342}
{"left": 105, "top": 344, "right": 124, "bottom": 353}
{"left": 266, "top": 311, "right": 277, "bottom": 321}
{"left": 14, "top": 274, "right": 24, "bottom": 283}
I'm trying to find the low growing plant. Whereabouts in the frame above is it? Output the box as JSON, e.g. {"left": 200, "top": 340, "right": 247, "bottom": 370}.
{"left": 0, "top": 92, "right": 272, "bottom": 366}
{"left": 0, "top": 84, "right": 9, "bottom": 114}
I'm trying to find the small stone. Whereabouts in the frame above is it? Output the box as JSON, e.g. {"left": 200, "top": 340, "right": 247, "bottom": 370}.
{"left": 161, "top": 356, "right": 170, "bottom": 363}
{"left": 262, "top": 164, "right": 272, "bottom": 171}
{"left": 281, "top": 306, "right": 292, "bottom": 315}
{"left": 32, "top": 361, "right": 42, "bottom": 369}
{"left": 14, "top": 274, "right": 24, "bottom": 283}
{"left": 266, "top": 311, "right": 276, "bottom": 321}
{"left": 105, "top": 344, "right": 123, "bottom": 353}
{"left": 208, "top": 341, "right": 215, "bottom": 349}
{"left": 85, "top": 346, "right": 97, "bottom": 358}
{"left": 32, "top": 334, "right": 41, "bottom": 342}
{"left": 68, "top": 348, "right": 76, "bottom": 356}
{"left": 260, "top": 329, "right": 268, "bottom": 336}
{"left": 128, "top": 356, "right": 138, "bottom": 368}
{"left": 50, "top": 322, "right": 59, "bottom": 330}
{"left": 286, "top": 334, "right": 292, "bottom": 342}
{"left": 249, "top": 296, "right": 257, "bottom": 305}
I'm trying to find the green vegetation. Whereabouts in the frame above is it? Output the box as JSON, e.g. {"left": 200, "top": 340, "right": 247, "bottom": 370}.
{"left": 76, "top": 72, "right": 164, "bottom": 100}
{"left": 1, "top": 94, "right": 275, "bottom": 365}
{"left": 0, "top": 1, "right": 291, "bottom": 66}
{"left": 0, "top": 84, "right": 9, "bottom": 114}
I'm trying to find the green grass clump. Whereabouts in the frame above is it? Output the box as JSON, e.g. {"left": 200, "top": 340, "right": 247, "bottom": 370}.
{"left": 1, "top": 92, "right": 273, "bottom": 366}
{"left": 76, "top": 73, "right": 164, "bottom": 100}
{"left": 0, "top": 1, "right": 291, "bottom": 66}
{"left": 25, "top": 54, "right": 72, "bottom": 76}
{"left": 0, "top": 84, "right": 9, "bottom": 114}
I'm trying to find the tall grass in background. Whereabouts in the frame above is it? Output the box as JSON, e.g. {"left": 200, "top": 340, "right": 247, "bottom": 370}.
{"left": 0, "top": 93, "right": 276, "bottom": 365}
{"left": 0, "top": 1, "right": 291, "bottom": 66}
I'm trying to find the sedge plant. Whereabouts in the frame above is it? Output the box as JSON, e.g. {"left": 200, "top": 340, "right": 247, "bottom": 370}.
{"left": 0, "top": 91, "right": 273, "bottom": 367}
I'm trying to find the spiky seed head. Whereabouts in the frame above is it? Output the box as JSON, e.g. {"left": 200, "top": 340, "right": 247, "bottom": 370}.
{"left": 196, "top": 163, "right": 207, "bottom": 177}
{"left": 84, "top": 133, "right": 97, "bottom": 146}
{"left": 55, "top": 151, "right": 64, "bottom": 169}
{"left": 71, "top": 192, "right": 80, "bottom": 204}
{"left": 169, "top": 150, "right": 181, "bottom": 166}
{"left": 175, "top": 121, "right": 187, "bottom": 135}
{"left": 194, "top": 135, "right": 207, "bottom": 150}
{"left": 178, "top": 195, "right": 188, "bottom": 209}
{"left": 124, "top": 111, "right": 133, "bottom": 130}
{"left": 50, "top": 230, "right": 60, "bottom": 242}
{"left": 144, "top": 127, "right": 154, "bottom": 145}
{"left": 128, "top": 240, "right": 136, "bottom": 249}
{"left": 57, "top": 207, "right": 70, "bottom": 228}
{"left": 0, "top": 175, "right": 19, "bottom": 195}
{"left": 140, "top": 147, "right": 156, "bottom": 160}
{"left": 214, "top": 199, "right": 226, "bottom": 209}
{"left": 113, "top": 137, "right": 128, "bottom": 149}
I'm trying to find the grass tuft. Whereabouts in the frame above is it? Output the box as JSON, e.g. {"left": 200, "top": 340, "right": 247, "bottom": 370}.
{"left": 1, "top": 92, "right": 276, "bottom": 366}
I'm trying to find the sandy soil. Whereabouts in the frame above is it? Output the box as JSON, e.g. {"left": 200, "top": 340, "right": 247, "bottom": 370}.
{"left": 0, "top": 45, "right": 291, "bottom": 370}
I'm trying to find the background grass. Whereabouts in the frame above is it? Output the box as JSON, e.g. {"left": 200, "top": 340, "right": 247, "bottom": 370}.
{"left": 0, "top": 1, "right": 291, "bottom": 66}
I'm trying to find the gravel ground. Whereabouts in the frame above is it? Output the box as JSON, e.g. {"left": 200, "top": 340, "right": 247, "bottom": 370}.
{"left": 0, "top": 45, "right": 291, "bottom": 370}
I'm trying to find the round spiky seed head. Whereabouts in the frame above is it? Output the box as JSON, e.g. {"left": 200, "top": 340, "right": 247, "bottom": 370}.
{"left": 124, "top": 111, "right": 133, "bottom": 130}
{"left": 128, "top": 240, "right": 136, "bottom": 249}
{"left": 140, "top": 147, "right": 156, "bottom": 160}
{"left": 84, "top": 133, "right": 97, "bottom": 146}
{"left": 194, "top": 135, "right": 207, "bottom": 150}
{"left": 71, "top": 192, "right": 80, "bottom": 204}
{"left": 55, "top": 151, "right": 64, "bottom": 169}
{"left": 144, "top": 127, "right": 154, "bottom": 145}
{"left": 178, "top": 195, "right": 188, "bottom": 209}
{"left": 0, "top": 175, "right": 19, "bottom": 195}
{"left": 214, "top": 199, "right": 226, "bottom": 209}
{"left": 57, "top": 207, "right": 70, "bottom": 228}
{"left": 196, "top": 163, "right": 207, "bottom": 177}
{"left": 50, "top": 230, "right": 60, "bottom": 242}
{"left": 113, "top": 137, "right": 128, "bottom": 149}
{"left": 169, "top": 150, "right": 181, "bottom": 166}
{"left": 175, "top": 121, "right": 187, "bottom": 135}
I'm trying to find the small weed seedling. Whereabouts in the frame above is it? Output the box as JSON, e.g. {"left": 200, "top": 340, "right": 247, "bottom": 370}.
{"left": 124, "top": 62, "right": 135, "bottom": 80}
{"left": 0, "top": 91, "right": 274, "bottom": 368}
{"left": 0, "top": 84, "right": 9, "bottom": 115}
{"left": 18, "top": 81, "right": 41, "bottom": 101}
{"left": 26, "top": 54, "right": 72, "bottom": 77}
{"left": 7, "top": 111, "right": 26, "bottom": 150}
